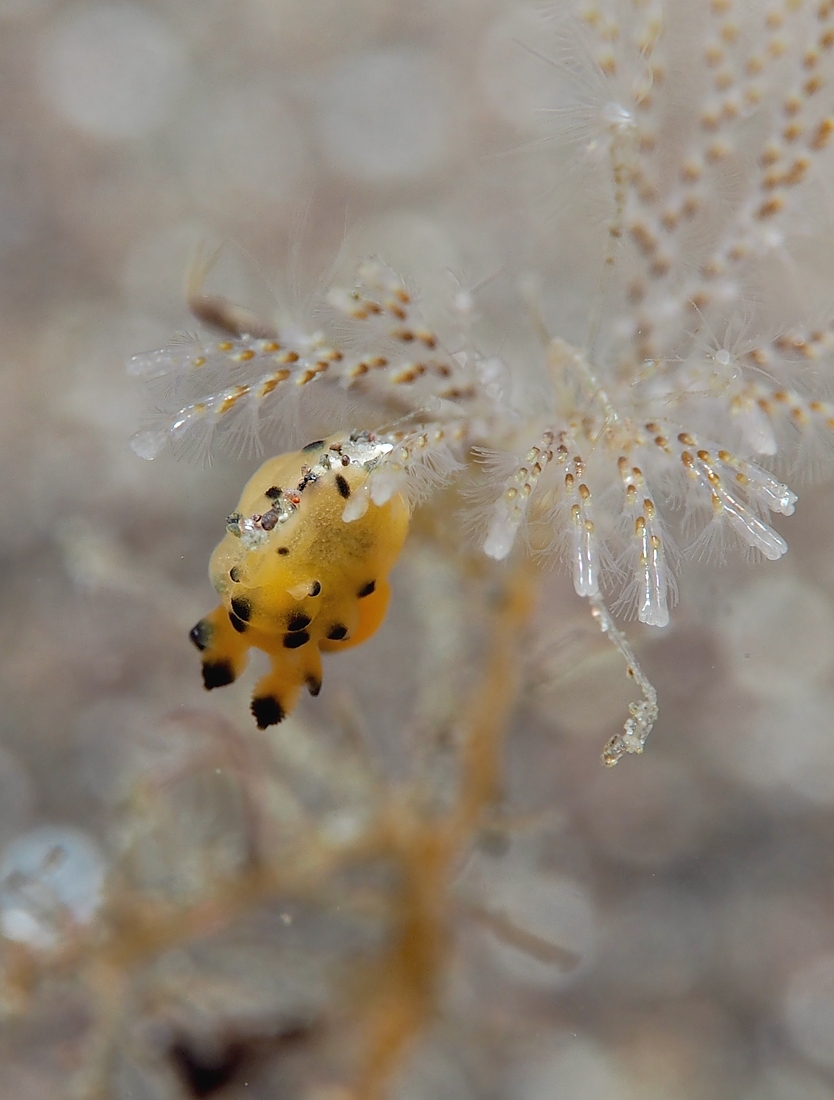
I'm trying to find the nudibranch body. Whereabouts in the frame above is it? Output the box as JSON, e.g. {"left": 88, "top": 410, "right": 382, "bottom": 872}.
{"left": 190, "top": 432, "right": 410, "bottom": 728}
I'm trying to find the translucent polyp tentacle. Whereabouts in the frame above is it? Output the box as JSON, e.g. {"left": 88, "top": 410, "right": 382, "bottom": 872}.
{"left": 482, "top": 431, "right": 556, "bottom": 561}
{"left": 564, "top": 460, "right": 600, "bottom": 598}
{"left": 677, "top": 433, "right": 795, "bottom": 560}
{"left": 712, "top": 484, "right": 788, "bottom": 560}
{"left": 634, "top": 502, "right": 669, "bottom": 627}
{"left": 618, "top": 457, "right": 670, "bottom": 627}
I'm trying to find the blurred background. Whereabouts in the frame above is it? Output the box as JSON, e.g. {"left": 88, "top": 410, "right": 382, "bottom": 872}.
{"left": 3, "top": 1, "right": 834, "bottom": 1098}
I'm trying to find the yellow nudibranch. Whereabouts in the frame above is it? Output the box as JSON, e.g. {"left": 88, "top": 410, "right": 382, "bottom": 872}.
{"left": 190, "top": 432, "right": 410, "bottom": 728}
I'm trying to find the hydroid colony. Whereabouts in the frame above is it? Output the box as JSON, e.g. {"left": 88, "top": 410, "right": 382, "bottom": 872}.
{"left": 3, "top": 3, "right": 834, "bottom": 1099}
{"left": 131, "top": 0, "right": 834, "bottom": 764}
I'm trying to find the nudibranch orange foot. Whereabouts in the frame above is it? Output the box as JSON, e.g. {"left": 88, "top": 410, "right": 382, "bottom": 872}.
{"left": 190, "top": 432, "right": 410, "bottom": 728}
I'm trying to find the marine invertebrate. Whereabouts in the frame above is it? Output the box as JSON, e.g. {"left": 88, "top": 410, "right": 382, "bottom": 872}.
{"left": 190, "top": 432, "right": 410, "bottom": 728}
{"left": 131, "top": 1, "right": 834, "bottom": 764}
{"left": 5, "top": 3, "right": 834, "bottom": 1099}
